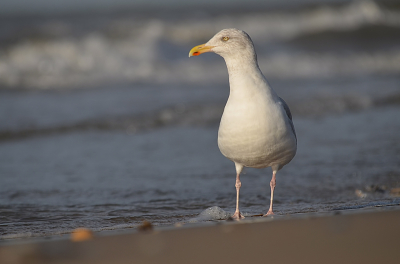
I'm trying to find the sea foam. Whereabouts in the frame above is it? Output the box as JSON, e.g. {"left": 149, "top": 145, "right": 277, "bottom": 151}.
{"left": 189, "top": 206, "right": 232, "bottom": 223}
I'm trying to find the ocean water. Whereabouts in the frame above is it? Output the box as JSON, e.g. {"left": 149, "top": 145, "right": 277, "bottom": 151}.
{"left": 1, "top": 0, "right": 400, "bottom": 239}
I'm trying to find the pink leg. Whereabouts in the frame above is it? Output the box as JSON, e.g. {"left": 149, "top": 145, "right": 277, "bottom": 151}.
{"left": 231, "top": 173, "right": 244, "bottom": 220}
{"left": 264, "top": 170, "right": 277, "bottom": 216}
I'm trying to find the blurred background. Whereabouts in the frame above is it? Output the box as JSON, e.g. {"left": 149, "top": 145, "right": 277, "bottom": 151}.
{"left": 0, "top": 0, "right": 399, "bottom": 239}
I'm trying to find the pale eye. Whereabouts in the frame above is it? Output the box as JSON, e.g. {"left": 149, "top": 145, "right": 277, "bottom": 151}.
{"left": 222, "top": 36, "right": 229, "bottom": 41}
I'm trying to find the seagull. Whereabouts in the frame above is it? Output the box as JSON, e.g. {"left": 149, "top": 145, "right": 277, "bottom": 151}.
{"left": 189, "top": 28, "right": 297, "bottom": 219}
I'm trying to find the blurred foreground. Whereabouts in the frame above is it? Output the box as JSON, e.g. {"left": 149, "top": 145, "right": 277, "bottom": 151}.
{"left": 1, "top": 208, "right": 399, "bottom": 264}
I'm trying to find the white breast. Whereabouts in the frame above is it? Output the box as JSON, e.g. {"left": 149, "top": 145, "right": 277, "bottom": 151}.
{"left": 217, "top": 69, "right": 297, "bottom": 170}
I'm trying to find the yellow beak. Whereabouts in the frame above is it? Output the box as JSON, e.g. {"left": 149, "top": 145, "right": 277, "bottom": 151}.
{"left": 188, "top": 44, "right": 214, "bottom": 57}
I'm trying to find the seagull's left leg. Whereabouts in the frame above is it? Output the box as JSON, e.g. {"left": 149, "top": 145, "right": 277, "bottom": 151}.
{"left": 264, "top": 170, "right": 277, "bottom": 216}
{"left": 232, "top": 163, "right": 244, "bottom": 220}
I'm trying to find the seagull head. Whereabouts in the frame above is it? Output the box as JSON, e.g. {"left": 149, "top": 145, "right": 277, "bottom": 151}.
{"left": 189, "top": 28, "right": 257, "bottom": 62}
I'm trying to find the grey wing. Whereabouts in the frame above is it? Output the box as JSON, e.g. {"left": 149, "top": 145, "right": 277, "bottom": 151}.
{"left": 278, "top": 97, "right": 297, "bottom": 141}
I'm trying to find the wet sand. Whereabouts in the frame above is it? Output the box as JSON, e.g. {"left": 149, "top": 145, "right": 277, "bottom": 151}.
{"left": 1, "top": 207, "right": 399, "bottom": 264}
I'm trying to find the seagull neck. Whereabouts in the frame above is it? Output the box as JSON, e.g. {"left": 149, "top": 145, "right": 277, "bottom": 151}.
{"left": 224, "top": 55, "right": 259, "bottom": 74}
{"left": 225, "top": 57, "right": 276, "bottom": 97}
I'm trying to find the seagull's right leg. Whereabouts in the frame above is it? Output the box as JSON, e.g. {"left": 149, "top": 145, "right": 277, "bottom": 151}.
{"left": 264, "top": 170, "right": 277, "bottom": 216}
{"left": 232, "top": 163, "right": 244, "bottom": 220}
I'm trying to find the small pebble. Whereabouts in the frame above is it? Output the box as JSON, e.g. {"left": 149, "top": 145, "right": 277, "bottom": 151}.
{"left": 390, "top": 188, "right": 400, "bottom": 197}
{"left": 71, "top": 228, "right": 94, "bottom": 242}
{"left": 355, "top": 189, "right": 367, "bottom": 198}
{"left": 365, "top": 185, "right": 386, "bottom": 193}
{"left": 138, "top": 220, "right": 153, "bottom": 231}
{"left": 174, "top": 222, "right": 184, "bottom": 228}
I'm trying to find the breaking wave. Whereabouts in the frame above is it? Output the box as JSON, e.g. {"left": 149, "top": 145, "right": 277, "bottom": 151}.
{"left": 0, "top": 0, "right": 399, "bottom": 89}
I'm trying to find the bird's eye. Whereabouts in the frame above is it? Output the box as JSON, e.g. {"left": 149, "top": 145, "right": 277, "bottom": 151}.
{"left": 222, "top": 36, "right": 229, "bottom": 41}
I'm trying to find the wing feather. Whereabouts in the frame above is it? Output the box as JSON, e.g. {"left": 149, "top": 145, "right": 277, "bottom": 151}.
{"left": 278, "top": 97, "right": 297, "bottom": 141}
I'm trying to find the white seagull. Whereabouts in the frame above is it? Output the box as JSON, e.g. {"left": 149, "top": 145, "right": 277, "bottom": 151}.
{"left": 189, "top": 28, "right": 297, "bottom": 219}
